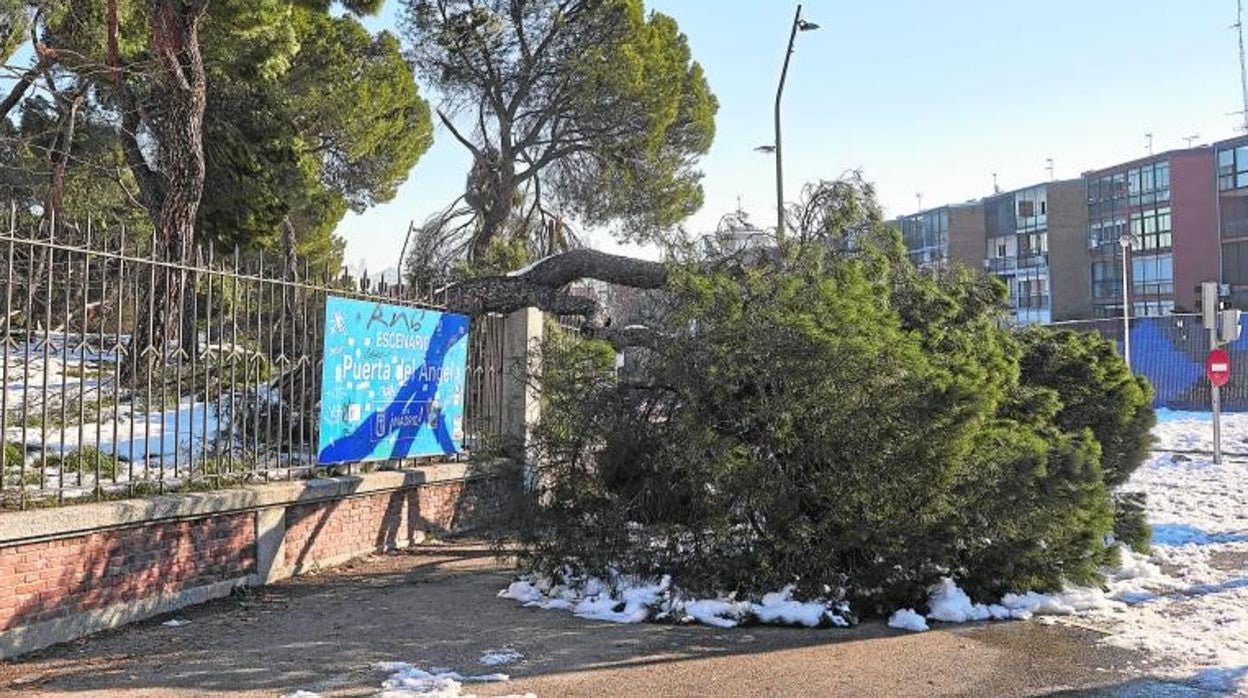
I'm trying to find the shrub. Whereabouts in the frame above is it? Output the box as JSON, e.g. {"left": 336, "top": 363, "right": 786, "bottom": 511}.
{"left": 1015, "top": 328, "right": 1155, "bottom": 488}
{"left": 515, "top": 187, "right": 1154, "bottom": 614}
{"left": 49, "top": 447, "right": 122, "bottom": 480}
{"left": 1015, "top": 328, "right": 1155, "bottom": 551}
{"left": 2, "top": 442, "right": 24, "bottom": 468}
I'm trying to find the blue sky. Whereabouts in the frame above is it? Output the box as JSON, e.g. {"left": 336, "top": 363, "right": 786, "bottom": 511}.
{"left": 8, "top": 2, "right": 1245, "bottom": 270}
{"left": 341, "top": 0, "right": 1248, "bottom": 270}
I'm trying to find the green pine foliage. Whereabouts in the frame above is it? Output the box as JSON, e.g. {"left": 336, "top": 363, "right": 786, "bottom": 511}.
{"left": 1015, "top": 328, "right": 1156, "bottom": 488}
{"left": 515, "top": 183, "right": 1156, "bottom": 614}
{"left": 1014, "top": 327, "right": 1156, "bottom": 551}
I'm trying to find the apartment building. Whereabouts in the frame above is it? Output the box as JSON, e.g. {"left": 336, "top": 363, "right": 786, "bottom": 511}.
{"left": 1084, "top": 148, "right": 1218, "bottom": 318}
{"left": 1215, "top": 135, "right": 1248, "bottom": 307}
{"left": 892, "top": 179, "right": 1088, "bottom": 324}
{"left": 893, "top": 145, "right": 1229, "bottom": 324}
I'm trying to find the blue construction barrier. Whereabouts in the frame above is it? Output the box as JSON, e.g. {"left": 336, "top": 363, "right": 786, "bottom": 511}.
{"left": 1055, "top": 315, "right": 1248, "bottom": 411}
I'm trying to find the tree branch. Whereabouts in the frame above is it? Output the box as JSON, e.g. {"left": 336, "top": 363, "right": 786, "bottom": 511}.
{"left": 442, "top": 248, "right": 667, "bottom": 317}
{"left": 437, "top": 109, "right": 485, "bottom": 161}
{"left": 0, "top": 59, "right": 46, "bottom": 122}
{"left": 580, "top": 322, "right": 662, "bottom": 350}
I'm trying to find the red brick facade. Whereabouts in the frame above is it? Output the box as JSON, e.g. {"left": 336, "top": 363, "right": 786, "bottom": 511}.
{"left": 283, "top": 481, "right": 468, "bottom": 574}
{"left": 0, "top": 513, "right": 254, "bottom": 632}
{"left": 0, "top": 474, "right": 501, "bottom": 656}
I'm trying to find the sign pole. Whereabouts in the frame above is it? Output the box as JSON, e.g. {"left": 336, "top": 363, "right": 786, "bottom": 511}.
{"left": 1203, "top": 281, "right": 1227, "bottom": 465}
{"left": 1211, "top": 324, "right": 1224, "bottom": 466}
{"left": 1213, "top": 380, "right": 1223, "bottom": 466}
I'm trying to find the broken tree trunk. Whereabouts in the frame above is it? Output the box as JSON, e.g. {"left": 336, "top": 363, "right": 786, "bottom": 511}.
{"left": 442, "top": 249, "right": 667, "bottom": 318}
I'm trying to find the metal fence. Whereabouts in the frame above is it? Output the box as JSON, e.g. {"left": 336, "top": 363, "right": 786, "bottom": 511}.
{"left": 0, "top": 211, "right": 505, "bottom": 509}
{"left": 1051, "top": 313, "right": 1248, "bottom": 411}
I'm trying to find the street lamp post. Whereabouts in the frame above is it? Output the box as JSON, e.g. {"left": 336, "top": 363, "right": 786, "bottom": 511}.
{"left": 773, "top": 4, "right": 819, "bottom": 241}
{"left": 1118, "top": 232, "right": 1139, "bottom": 370}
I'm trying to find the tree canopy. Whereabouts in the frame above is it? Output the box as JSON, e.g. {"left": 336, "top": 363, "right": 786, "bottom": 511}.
{"left": 401, "top": 0, "right": 717, "bottom": 274}
{"left": 198, "top": 3, "right": 433, "bottom": 266}
{"left": 1, "top": 0, "right": 431, "bottom": 272}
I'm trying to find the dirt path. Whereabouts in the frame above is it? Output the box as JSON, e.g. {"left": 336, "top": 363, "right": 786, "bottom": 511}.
{"left": 0, "top": 545, "right": 1213, "bottom": 697}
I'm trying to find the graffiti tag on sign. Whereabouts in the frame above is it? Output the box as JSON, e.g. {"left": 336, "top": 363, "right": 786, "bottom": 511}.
{"left": 317, "top": 296, "right": 469, "bottom": 464}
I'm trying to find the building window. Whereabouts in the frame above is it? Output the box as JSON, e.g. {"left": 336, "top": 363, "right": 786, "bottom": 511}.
{"left": 1218, "top": 145, "right": 1248, "bottom": 191}
{"left": 1096, "top": 303, "right": 1125, "bottom": 319}
{"left": 1092, "top": 261, "right": 1121, "bottom": 299}
{"left": 1015, "top": 276, "right": 1049, "bottom": 310}
{"left": 1014, "top": 187, "right": 1047, "bottom": 231}
{"left": 899, "top": 208, "right": 949, "bottom": 267}
{"left": 1089, "top": 216, "right": 1128, "bottom": 249}
{"left": 1131, "top": 206, "right": 1172, "bottom": 250}
{"left": 1132, "top": 253, "right": 1173, "bottom": 296}
{"left": 1127, "top": 161, "right": 1170, "bottom": 205}
{"left": 1223, "top": 239, "right": 1248, "bottom": 285}
{"left": 1133, "top": 300, "right": 1175, "bottom": 317}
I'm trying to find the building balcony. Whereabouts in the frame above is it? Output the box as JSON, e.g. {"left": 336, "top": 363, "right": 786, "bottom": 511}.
{"left": 984, "top": 254, "right": 1048, "bottom": 273}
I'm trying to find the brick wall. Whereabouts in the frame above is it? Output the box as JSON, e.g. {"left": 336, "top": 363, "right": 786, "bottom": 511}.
{"left": 0, "top": 467, "right": 510, "bottom": 657}
{"left": 0, "top": 513, "right": 254, "bottom": 633}
{"left": 282, "top": 480, "right": 484, "bottom": 575}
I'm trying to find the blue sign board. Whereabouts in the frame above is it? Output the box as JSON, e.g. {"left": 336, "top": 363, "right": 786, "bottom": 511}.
{"left": 317, "top": 296, "right": 470, "bottom": 464}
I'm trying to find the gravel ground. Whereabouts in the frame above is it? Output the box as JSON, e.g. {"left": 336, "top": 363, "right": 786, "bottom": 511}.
{"left": 0, "top": 544, "right": 1216, "bottom": 697}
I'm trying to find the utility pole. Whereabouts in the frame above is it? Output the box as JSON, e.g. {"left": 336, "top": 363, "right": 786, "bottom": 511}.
{"left": 1145, "top": 132, "right": 1154, "bottom": 156}
{"left": 1119, "top": 233, "right": 1137, "bottom": 371}
{"left": 1238, "top": 0, "right": 1248, "bottom": 133}
{"left": 1045, "top": 158, "right": 1054, "bottom": 181}
{"left": 773, "top": 4, "right": 819, "bottom": 242}
{"left": 992, "top": 172, "right": 1000, "bottom": 194}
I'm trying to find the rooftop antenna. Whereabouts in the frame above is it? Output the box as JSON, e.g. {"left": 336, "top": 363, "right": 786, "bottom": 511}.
{"left": 1146, "top": 132, "right": 1154, "bottom": 155}
{"left": 1237, "top": 0, "right": 1248, "bottom": 133}
{"left": 1045, "top": 158, "right": 1054, "bottom": 181}
{"left": 1183, "top": 134, "right": 1201, "bottom": 147}
{"left": 992, "top": 172, "right": 1000, "bottom": 194}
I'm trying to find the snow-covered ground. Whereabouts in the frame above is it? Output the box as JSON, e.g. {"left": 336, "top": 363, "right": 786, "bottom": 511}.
{"left": 1072, "top": 410, "right": 1248, "bottom": 693}
{"left": 3, "top": 345, "right": 228, "bottom": 463}
{"left": 2, "top": 341, "right": 301, "bottom": 500}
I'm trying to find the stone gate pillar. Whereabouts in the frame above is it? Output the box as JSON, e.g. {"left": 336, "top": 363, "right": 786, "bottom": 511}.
{"left": 500, "top": 308, "right": 543, "bottom": 461}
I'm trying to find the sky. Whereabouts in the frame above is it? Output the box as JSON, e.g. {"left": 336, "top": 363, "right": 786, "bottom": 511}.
{"left": 340, "top": 0, "right": 1248, "bottom": 271}
{"left": 9, "top": 2, "right": 1245, "bottom": 271}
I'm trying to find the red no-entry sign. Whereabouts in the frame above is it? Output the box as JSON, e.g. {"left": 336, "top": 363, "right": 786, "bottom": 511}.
{"left": 1207, "top": 348, "right": 1232, "bottom": 387}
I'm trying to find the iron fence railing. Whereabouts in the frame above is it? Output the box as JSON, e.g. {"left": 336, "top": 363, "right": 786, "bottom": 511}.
{"left": 0, "top": 210, "right": 505, "bottom": 509}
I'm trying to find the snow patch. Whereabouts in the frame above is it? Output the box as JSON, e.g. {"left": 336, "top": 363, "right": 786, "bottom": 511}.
{"left": 681, "top": 599, "right": 749, "bottom": 628}
{"left": 499, "top": 571, "right": 853, "bottom": 629}
{"left": 750, "top": 584, "right": 834, "bottom": 627}
{"left": 479, "top": 649, "right": 524, "bottom": 666}
{"left": 888, "top": 609, "right": 928, "bottom": 632}
{"left": 925, "top": 578, "right": 993, "bottom": 623}
{"left": 373, "top": 662, "right": 516, "bottom": 698}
